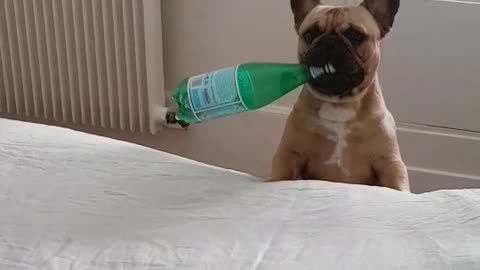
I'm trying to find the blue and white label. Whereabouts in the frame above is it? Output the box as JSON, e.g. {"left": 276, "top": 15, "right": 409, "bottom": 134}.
{"left": 187, "top": 66, "right": 247, "bottom": 122}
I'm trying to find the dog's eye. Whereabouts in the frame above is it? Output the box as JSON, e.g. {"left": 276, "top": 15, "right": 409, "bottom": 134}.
{"left": 343, "top": 28, "right": 366, "bottom": 46}
{"left": 303, "top": 28, "right": 322, "bottom": 45}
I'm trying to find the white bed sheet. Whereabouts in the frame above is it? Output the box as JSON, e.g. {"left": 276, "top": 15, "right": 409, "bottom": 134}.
{"left": 1, "top": 118, "right": 480, "bottom": 270}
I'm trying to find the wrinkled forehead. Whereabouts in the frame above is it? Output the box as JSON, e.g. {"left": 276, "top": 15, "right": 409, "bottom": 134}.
{"left": 299, "top": 5, "right": 380, "bottom": 37}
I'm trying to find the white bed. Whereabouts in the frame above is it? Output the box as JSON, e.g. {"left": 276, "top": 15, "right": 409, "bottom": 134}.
{"left": 1, "top": 118, "right": 479, "bottom": 270}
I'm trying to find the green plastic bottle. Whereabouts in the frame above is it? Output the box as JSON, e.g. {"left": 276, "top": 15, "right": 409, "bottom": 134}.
{"left": 171, "top": 63, "right": 312, "bottom": 125}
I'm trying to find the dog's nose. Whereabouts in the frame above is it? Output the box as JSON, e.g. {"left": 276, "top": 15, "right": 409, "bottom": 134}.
{"left": 317, "top": 34, "right": 344, "bottom": 50}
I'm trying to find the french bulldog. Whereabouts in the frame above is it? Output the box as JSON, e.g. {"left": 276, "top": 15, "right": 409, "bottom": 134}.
{"left": 271, "top": 0, "right": 410, "bottom": 191}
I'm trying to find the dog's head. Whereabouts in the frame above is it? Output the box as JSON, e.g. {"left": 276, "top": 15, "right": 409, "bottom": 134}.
{"left": 292, "top": 0, "right": 399, "bottom": 103}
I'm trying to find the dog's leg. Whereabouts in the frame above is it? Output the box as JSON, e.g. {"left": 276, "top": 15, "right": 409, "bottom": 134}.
{"left": 373, "top": 156, "right": 410, "bottom": 192}
{"left": 270, "top": 149, "right": 306, "bottom": 181}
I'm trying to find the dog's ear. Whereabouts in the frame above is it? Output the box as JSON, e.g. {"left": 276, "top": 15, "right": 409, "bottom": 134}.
{"left": 291, "top": 0, "right": 321, "bottom": 33}
{"left": 361, "top": 0, "right": 400, "bottom": 38}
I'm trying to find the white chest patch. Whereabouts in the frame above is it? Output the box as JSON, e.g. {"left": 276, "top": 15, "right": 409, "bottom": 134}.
{"left": 318, "top": 104, "right": 356, "bottom": 168}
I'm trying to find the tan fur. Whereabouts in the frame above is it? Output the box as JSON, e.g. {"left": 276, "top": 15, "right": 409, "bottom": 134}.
{"left": 271, "top": 4, "right": 410, "bottom": 192}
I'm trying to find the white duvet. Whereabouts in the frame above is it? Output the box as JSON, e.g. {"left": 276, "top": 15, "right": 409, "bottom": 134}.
{"left": 1, "top": 118, "right": 479, "bottom": 270}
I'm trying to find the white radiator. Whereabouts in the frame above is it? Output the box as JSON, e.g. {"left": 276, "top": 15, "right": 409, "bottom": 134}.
{"left": 0, "top": 0, "right": 166, "bottom": 133}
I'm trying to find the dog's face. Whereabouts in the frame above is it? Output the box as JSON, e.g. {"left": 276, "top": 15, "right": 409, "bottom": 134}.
{"left": 292, "top": 0, "right": 400, "bottom": 103}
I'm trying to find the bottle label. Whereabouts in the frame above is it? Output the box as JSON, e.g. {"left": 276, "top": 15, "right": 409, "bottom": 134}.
{"left": 187, "top": 66, "right": 247, "bottom": 122}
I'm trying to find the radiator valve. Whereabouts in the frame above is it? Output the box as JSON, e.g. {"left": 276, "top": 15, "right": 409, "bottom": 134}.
{"left": 165, "top": 111, "right": 190, "bottom": 129}
{"left": 152, "top": 106, "right": 189, "bottom": 131}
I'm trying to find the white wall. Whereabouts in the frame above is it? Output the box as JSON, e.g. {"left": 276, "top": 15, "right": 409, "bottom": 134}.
{"left": 155, "top": 0, "right": 480, "bottom": 193}
{"left": 161, "top": 0, "right": 300, "bottom": 107}
{"left": 381, "top": 0, "right": 480, "bottom": 132}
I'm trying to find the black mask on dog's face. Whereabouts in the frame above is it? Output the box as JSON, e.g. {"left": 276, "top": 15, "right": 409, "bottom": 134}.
{"left": 301, "top": 31, "right": 365, "bottom": 98}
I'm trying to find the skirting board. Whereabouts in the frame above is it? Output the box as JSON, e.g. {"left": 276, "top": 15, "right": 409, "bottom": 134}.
{"left": 4, "top": 105, "right": 480, "bottom": 193}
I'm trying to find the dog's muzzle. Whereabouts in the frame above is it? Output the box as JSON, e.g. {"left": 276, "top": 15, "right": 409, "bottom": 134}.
{"left": 302, "top": 35, "right": 365, "bottom": 97}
